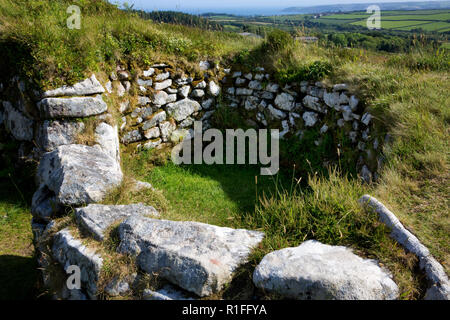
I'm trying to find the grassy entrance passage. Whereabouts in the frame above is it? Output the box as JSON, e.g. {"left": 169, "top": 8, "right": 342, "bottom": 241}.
{"left": 121, "top": 150, "right": 427, "bottom": 299}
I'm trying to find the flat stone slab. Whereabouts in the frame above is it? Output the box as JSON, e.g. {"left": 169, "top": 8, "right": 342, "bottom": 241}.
{"left": 75, "top": 203, "right": 160, "bottom": 241}
{"left": 52, "top": 228, "right": 103, "bottom": 299}
{"left": 253, "top": 240, "right": 399, "bottom": 300}
{"left": 37, "top": 144, "right": 123, "bottom": 206}
{"left": 37, "top": 95, "right": 107, "bottom": 119}
{"left": 42, "top": 75, "right": 105, "bottom": 98}
{"left": 118, "top": 216, "right": 264, "bottom": 297}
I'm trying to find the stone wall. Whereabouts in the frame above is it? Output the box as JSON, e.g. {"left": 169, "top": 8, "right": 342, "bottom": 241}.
{"left": 117, "top": 62, "right": 382, "bottom": 182}
{"left": 3, "top": 61, "right": 447, "bottom": 300}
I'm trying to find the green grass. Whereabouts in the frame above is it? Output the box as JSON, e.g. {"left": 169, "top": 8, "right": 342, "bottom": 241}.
{"left": 0, "top": 174, "right": 40, "bottom": 300}
{"left": 0, "top": 0, "right": 260, "bottom": 88}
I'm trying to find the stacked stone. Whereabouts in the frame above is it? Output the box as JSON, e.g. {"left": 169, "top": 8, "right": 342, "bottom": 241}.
{"left": 118, "top": 62, "right": 221, "bottom": 151}
{"left": 222, "top": 68, "right": 382, "bottom": 183}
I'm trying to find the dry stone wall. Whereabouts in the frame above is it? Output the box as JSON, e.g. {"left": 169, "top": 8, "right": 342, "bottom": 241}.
{"left": 115, "top": 62, "right": 382, "bottom": 182}
{"left": 2, "top": 60, "right": 446, "bottom": 300}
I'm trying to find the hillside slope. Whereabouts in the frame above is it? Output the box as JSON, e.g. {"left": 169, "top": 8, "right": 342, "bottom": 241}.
{"left": 0, "top": 0, "right": 448, "bottom": 300}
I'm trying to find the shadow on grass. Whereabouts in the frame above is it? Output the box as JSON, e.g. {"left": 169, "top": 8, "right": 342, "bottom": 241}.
{"left": 175, "top": 163, "right": 293, "bottom": 214}
{"left": 0, "top": 255, "right": 40, "bottom": 300}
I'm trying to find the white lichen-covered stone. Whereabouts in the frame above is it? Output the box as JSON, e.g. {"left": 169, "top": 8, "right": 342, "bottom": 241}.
{"left": 253, "top": 240, "right": 398, "bottom": 300}
{"left": 195, "top": 81, "right": 207, "bottom": 89}
{"left": 118, "top": 216, "right": 264, "bottom": 297}
{"left": 191, "top": 89, "right": 205, "bottom": 98}
{"left": 302, "top": 111, "right": 318, "bottom": 127}
{"left": 279, "top": 120, "right": 289, "bottom": 139}
{"left": 333, "top": 83, "right": 348, "bottom": 91}
{"left": 248, "top": 80, "right": 263, "bottom": 90}
{"left": 152, "top": 91, "right": 169, "bottom": 105}
{"left": 178, "top": 85, "right": 190, "bottom": 98}
{"left": 142, "top": 110, "right": 166, "bottom": 130}
{"left": 274, "top": 93, "right": 295, "bottom": 111}
{"left": 105, "top": 275, "right": 135, "bottom": 297}
{"left": 208, "top": 81, "right": 221, "bottom": 96}
{"left": 244, "top": 96, "right": 259, "bottom": 111}
{"left": 361, "top": 113, "right": 373, "bottom": 126}
{"left": 52, "top": 228, "right": 103, "bottom": 299}
{"left": 166, "top": 99, "right": 201, "bottom": 122}
{"left": 37, "top": 144, "right": 123, "bottom": 206}
{"left": 236, "top": 88, "right": 253, "bottom": 96}
{"left": 137, "top": 78, "right": 153, "bottom": 87}
{"left": 267, "top": 105, "right": 287, "bottom": 120}
{"left": 323, "top": 91, "right": 340, "bottom": 109}
{"left": 349, "top": 95, "right": 359, "bottom": 111}
{"left": 360, "top": 165, "right": 372, "bottom": 183}
{"left": 199, "top": 61, "right": 211, "bottom": 71}
{"left": 138, "top": 96, "right": 150, "bottom": 106}
{"left": 143, "top": 139, "right": 162, "bottom": 150}
{"left": 95, "top": 122, "right": 121, "bottom": 164}
{"left": 144, "top": 126, "right": 160, "bottom": 140}
{"left": 122, "top": 129, "right": 142, "bottom": 144}
{"left": 159, "top": 121, "right": 176, "bottom": 142}
{"left": 202, "top": 98, "right": 214, "bottom": 110}
{"left": 37, "top": 95, "right": 107, "bottom": 119}
{"left": 154, "top": 79, "right": 172, "bottom": 91}
{"left": 143, "top": 68, "right": 155, "bottom": 77}
{"left": 155, "top": 72, "right": 170, "bottom": 81}
{"left": 75, "top": 204, "right": 159, "bottom": 241}
{"left": 42, "top": 75, "right": 105, "bottom": 98}
{"left": 265, "top": 83, "right": 279, "bottom": 93}
{"left": 303, "top": 95, "right": 326, "bottom": 114}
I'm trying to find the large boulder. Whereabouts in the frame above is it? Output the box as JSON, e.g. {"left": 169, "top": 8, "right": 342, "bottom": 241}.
{"left": 37, "top": 144, "right": 123, "bottom": 206}
{"left": 42, "top": 75, "right": 105, "bottom": 98}
{"left": 253, "top": 240, "right": 399, "bottom": 300}
{"left": 52, "top": 228, "right": 103, "bottom": 299}
{"left": 118, "top": 216, "right": 264, "bottom": 297}
{"left": 37, "top": 95, "right": 107, "bottom": 119}
{"left": 36, "top": 120, "right": 85, "bottom": 152}
{"left": 75, "top": 204, "right": 159, "bottom": 241}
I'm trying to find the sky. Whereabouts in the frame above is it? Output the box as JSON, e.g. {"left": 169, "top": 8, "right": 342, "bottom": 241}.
{"left": 110, "top": 0, "right": 436, "bottom": 12}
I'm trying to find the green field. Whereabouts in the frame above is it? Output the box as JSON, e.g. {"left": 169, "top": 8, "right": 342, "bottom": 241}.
{"left": 208, "top": 9, "right": 450, "bottom": 33}
{"left": 324, "top": 9, "right": 450, "bottom": 32}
